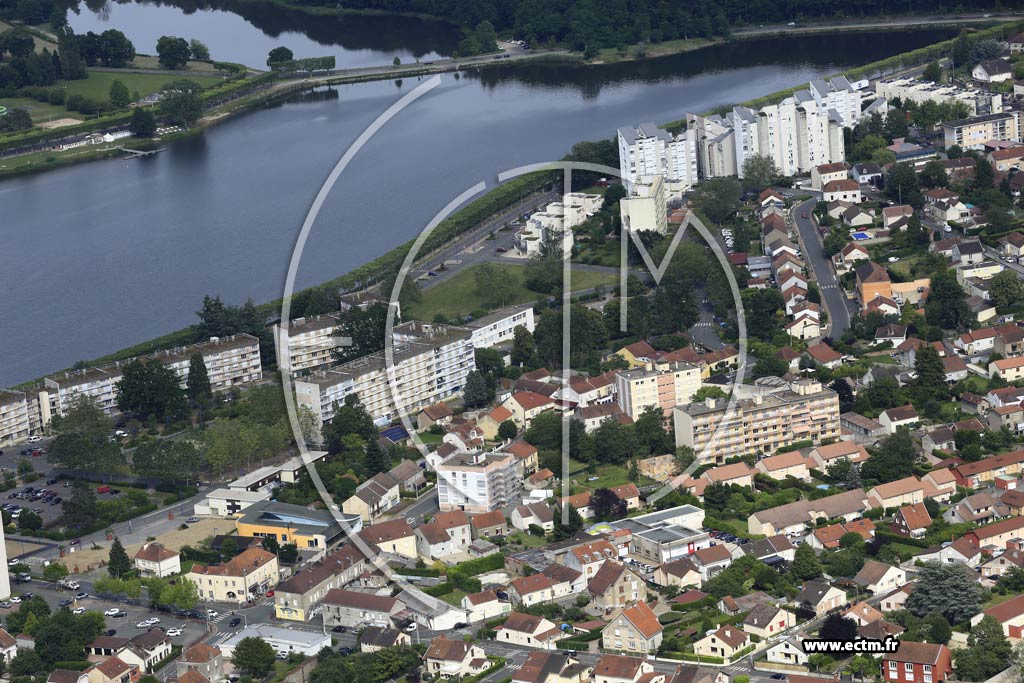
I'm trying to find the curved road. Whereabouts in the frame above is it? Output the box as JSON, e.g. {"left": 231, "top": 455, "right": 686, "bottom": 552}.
{"left": 793, "top": 197, "right": 853, "bottom": 340}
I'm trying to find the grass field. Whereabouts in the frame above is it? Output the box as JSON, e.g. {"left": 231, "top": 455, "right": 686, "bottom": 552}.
{"left": 0, "top": 96, "right": 70, "bottom": 123}
{"left": 567, "top": 463, "right": 654, "bottom": 491}
{"left": 406, "top": 263, "right": 616, "bottom": 321}
{"left": 64, "top": 70, "right": 223, "bottom": 101}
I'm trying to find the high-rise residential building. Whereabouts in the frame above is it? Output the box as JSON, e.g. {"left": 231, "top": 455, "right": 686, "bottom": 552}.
{"left": 464, "top": 304, "right": 535, "bottom": 350}
{"left": 294, "top": 321, "right": 474, "bottom": 428}
{"left": 616, "top": 361, "right": 702, "bottom": 419}
{"left": 619, "top": 175, "right": 668, "bottom": 234}
{"left": 0, "top": 391, "right": 29, "bottom": 448}
{"left": 875, "top": 76, "right": 1002, "bottom": 117}
{"left": 275, "top": 313, "right": 345, "bottom": 374}
{"left": 686, "top": 78, "right": 860, "bottom": 179}
{"left": 436, "top": 450, "right": 522, "bottom": 513}
{"left": 617, "top": 123, "right": 698, "bottom": 196}
{"left": 673, "top": 379, "right": 840, "bottom": 463}
{"left": 144, "top": 334, "right": 263, "bottom": 393}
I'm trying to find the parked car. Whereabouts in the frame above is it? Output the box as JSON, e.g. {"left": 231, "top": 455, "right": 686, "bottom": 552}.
{"left": 58, "top": 599, "right": 73, "bottom": 607}
{"left": 228, "top": 618, "right": 242, "bottom": 628}
{"left": 185, "top": 517, "right": 199, "bottom": 523}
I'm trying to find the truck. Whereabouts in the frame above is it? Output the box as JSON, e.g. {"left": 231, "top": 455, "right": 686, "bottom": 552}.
{"left": 58, "top": 578, "right": 80, "bottom": 590}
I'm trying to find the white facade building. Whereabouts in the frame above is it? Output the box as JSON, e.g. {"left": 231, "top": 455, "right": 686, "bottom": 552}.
{"left": 617, "top": 123, "right": 698, "bottom": 196}
{"left": 0, "top": 391, "right": 30, "bottom": 448}
{"left": 436, "top": 450, "right": 522, "bottom": 513}
{"left": 620, "top": 174, "right": 668, "bottom": 234}
{"left": 275, "top": 313, "right": 344, "bottom": 374}
{"left": 465, "top": 304, "right": 535, "bottom": 350}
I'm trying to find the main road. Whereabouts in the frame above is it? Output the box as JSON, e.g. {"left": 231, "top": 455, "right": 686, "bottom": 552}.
{"left": 793, "top": 197, "right": 854, "bottom": 340}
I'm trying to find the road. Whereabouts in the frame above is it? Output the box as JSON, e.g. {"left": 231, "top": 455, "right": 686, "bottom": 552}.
{"left": 793, "top": 197, "right": 853, "bottom": 340}
{"left": 732, "top": 12, "right": 1021, "bottom": 38}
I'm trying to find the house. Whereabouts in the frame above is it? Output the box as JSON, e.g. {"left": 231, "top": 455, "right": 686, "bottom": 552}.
{"left": 875, "top": 324, "right": 908, "bottom": 346}
{"left": 879, "top": 405, "right": 918, "bottom": 434}
{"left": 1002, "top": 232, "right": 1024, "bottom": 259}
{"left": 943, "top": 491, "right": 1006, "bottom": 525}
{"left": 691, "top": 544, "right": 733, "bottom": 581}
{"left": 189, "top": 547, "right": 279, "bottom": 605}
{"left": 588, "top": 561, "right": 646, "bottom": 613}
{"left": 839, "top": 242, "right": 870, "bottom": 267}
{"left": 511, "top": 502, "right": 555, "bottom": 533}
{"left": 812, "top": 162, "right": 849, "bottom": 190}
{"left": 805, "top": 342, "right": 842, "bottom": 369}
{"left": 471, "top": 510, "right": 508, "bottom": 539}
{"left": 415, "top": 510, "right": 472, "bottom": 559}
{"left": 852, "top": 162, "right": 883, "bottom": 186}
{"left": 565, "top": 540, "right": 617, "bottom": 580}
{"left": 479, "top": 406, "right": 514, "bottom": 440}
{"left": 881, "top": 642, "right": 952, "bottom": 683}
{"left": 973, "top": 58, "right": 1013, "bottom": 83}
{"left": 1010, "top": 32, "right": 1024, "bottom": 53}
{"left": 511, "top": 651, "right": 590, "bottom": 683}
{"left": 809, "top": 441, "right": 869, "bottom": 470}
{"left": 49, "top": 672, "right": 90, "bottom": 683}
{"left": 856, "top": 261, "right": 892, "bottom": 306}
{"left": 853, "top": 560, "right": 906, "bottom": 595}
{"left": 503, "top": 440, "right": 540, "bottom": 476}
{"left": 742, "top": 535, "right": 797, "bottom": 564}
{"left": 766, "top": 638, "right": 808, "bottom": 667}
{"left": 320, "top": 589, "right": 401, "bottom": 629}
{"left": 133, "top": 543, "right": 180, "bottom": 579}
{"left": 916, "top": 538, "right": 982, "bottom": 567}
{"left": 952, "top": 240, "right": 985, "bottom": 265}
{"left": 882, "top": 204, "right": 913, "bottom": 228}
{"left": 462, "top": 590, "right": 510, "bottom": 622}
{"left": 609, "top": 484, "right": 642, "bottom": 510}
{"left": 867, "top": 476, "right": 934, "bottom": 509}
{"left": 795, "top": 579, "right": 846, "bottom": 617}
{"left": 418, "top": 403, "right": 454, "bottom": 430}
{"left": 176, "top": 642, "right": 223, "bottom": 683}
{"left": 990, "top": 357, "right": 1024, "bottom": 381}
{"left": 952, "top": 449, "right": 1024, "bottom": 488}
{"left": 756, "top": 451, "right": 811, "bottom": 482}
{"left": 964, "top": 516, "right": 1024, "bottom": 549}
{"left": 359, "top": 626, "right": 410, "bottom": 653}
{"left": 0, "top": 629, "right": 15, "bottom": 666}
{"left": 342, "top": 472, "right": 400, "bottom": 522}
{"left": 843, "top": 205, "right": 873, "bottom": 227}
{"left": 742, "top": 603, "right": 794, "bottom": 639}
{"left": 844, "top": 601, "right": 884, "bottom": 626}
{"left": 592, "top": 654, "right": 654, "bottom": 683}
{"left": 893, "top": 503, "right": 932, "bottom": 538}
{"left": 809, "top": 523, "right": 853, "bottom": 550}
{"left": 654, "top": 558, "right": 701, "bottom": 589}
{"left": 509, "top": 574, "right": 560, "bottom": 607}
{"left": 981, "top": 548, "right": 1024, "bottom": 580}
{"left": 693, "top": 625, "right": 750, "bottom": 660}
{"left": 496, "top": 612, "right": 565, "bottom": 650}
{"left": 881, "top": 585, "right": 913, "bottom": 613}
{"left": 822, "top": 179, "right": 862, "bottom": 203}
{"left": 975, "top": 594, "right": 1024, "bottom": 639}
{"left": 87, "top": 657, "right": 139, "bottom": 683}
{"left": 503, "top": 392, "right": 555, "bottom": 427}
{"left": 388, "top": 459, "right": 427, "bottom": 493}
{"left": 601, "top": 601, "right": 663, "bottom": 654}
{"left": 424, "top": 637, "right": 489, "bottom": 679}
{"left": 866, "top": 295, "right": 901, "bottom": 317}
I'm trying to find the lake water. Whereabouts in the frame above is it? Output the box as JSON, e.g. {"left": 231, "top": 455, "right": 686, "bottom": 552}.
{"left": 0, "top": 26, "right": 955, "bottom": 386}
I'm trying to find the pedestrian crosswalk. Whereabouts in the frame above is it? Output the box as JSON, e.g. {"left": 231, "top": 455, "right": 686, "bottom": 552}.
{"left": 692, "top": 321, "right": 716, "bottom": 328}
{"left": 506, "top": 664, "right": 523, "bottom": 671}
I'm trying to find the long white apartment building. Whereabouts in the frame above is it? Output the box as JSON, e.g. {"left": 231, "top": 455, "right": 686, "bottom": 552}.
{"left": 673, "top": 378, "right": 840, "bottom": 463}
{"left": 686, "top": 77, "right": 862, "bottom": 179}
{"left": 616, "top": 361, "right": 701, "bottom": 419}
{"left": 513, "top": 193, "right": 601, "bottom": 257}
{"left": 464, "top": 304, "right": 535, "bottom": 350}
{"left": 874, "top": 76, "right": 1002, "bottom": 117}
{"left": 294, "top": 321, "right": 474, "bottom": 428}
{"left": 0, "top": 391, "right": 30, "bottom": 448}
{"left": 620, "top": 174, "right": 668, "bottom": 234}
{"left": 617, "top": 123, "right": 699, "bottom": 197}
{"left": 275, "top": 313, "right": 345, "bottom": 374}
{"left": 26, "top": 334, "right": 263, "bottom": 432}
{"left": 436, "top": 450, "right": 521, "bottom": 513}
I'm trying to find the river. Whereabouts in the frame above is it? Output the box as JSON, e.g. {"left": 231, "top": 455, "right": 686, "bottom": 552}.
{"left": 0, "top": 22, "right": 955, "bottom": 387}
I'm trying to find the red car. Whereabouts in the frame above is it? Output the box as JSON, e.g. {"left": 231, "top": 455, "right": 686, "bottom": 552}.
{"left": 801, "top": 212, "right": 808, "bottom": 218}
{"left": 265, "top": 590, "right": 275, "bottom": 597}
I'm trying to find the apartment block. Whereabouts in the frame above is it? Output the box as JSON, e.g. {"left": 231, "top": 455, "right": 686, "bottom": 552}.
{"left": 0, "top": 391, "right": 29, "bottom": 448}
{"left": 275, "top": 313, "right": 344, "bottom": 374}
{"left": 436, "top": 450, "right": 522, "bottom": 514}
{"left": 673, "top": 379, "right": 840, "bottom": 462}
{"left": 616, "top": 361, "right": 701, "bottom": 419}
{"left": 465, "top": 304, "right": 535, "bottom": 350}
{"left": 294, "top": 321, "right": 474, "bottom": 427}
{"left": 942, "top": 112, "right": 1022, "bottom": 151}
{"left": 145, "top": 334, "right": 263, "bottom": 393}
{"left": 513, "top": 194, "right": 599, "bottom": 256}
{"left": 875, "top": 76, "right": 1001, "bottom": 117}
{"left": 619, "top": 175, "right": 668, "bottom": 234}
{"left": 617, "top": 123, "right": 698, "bottom": 196}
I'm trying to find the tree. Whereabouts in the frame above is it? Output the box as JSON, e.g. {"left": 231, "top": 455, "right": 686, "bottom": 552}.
{"left": 108, "top": 79, "right": 130, "bottom": 108}
{"left": 189, "top": 39, "right": 210, "bottom": 61}
{"left": 956, "top": 615, "right": 1012, "bottom": 681}
{"left": 462, "top": 370, "right": 489, "bottom": 409}
{"left": 791, "top": 542, "right": 822, "bottom": 580}
{"left": 129, "top": 106, "right": 156, "bottom": 137}
{"left": 862, "top": 428, "right": 916, "bottom": 483}
{"left": 232, "top": 636, "right": 276, "bottom": 677}
{"left": 267, "top": 46, "right": 293, "bottom": 67}
{"left": 16, "top": 510, "right": 41, "bottom": 531}
{"left": 116, "top": 359, "right": 188, "bottom": 421}
{"left": 849, "top": 654, "right": 876, "bottom": 681}
{"left": 907, "top": 561, "right": 984, "bottom": 623}
{"left": 990, "top": 269, "right": 1024, "bottom": 309}
{"left": 511, "top": 326, "right": 535, "bottom": 366}
{"left": 702, "top": 482, "right": 731, "bottom": 513}
{"left": 925, "top": 268, "right": 971, "bottom": 331}
{"left": 551, "top": 502, "right": 584, "bottom": 541}
{"left": 752, "top": 355, "right": 789, "bottom": 379}
{"left": 741, "top": 154, "right": 778, "bottom": 190}
{"left": 819, "top": 613, "right": 858, "bottom": 641}
{"left": 914, "top": 344, "right": 948, "bottom": 400}
{"left": 156, "top": 36, "right": 190, "bottom": 69}
{"left": 278, "top": 543, "right": 299, "bottom": 563}
{"left": 922, "top": 60, "right": 942, "bottom": 83}
{"left": 159, "top": 79, "right": 205, "bottom": 127}
{"left": 692, "top": 177, "right": 742, "bottom": 224}
{"left": 918, "top": 159, "right": 948, "bottom": 189}
{"left": 131, "top": 439, "right": 200, "bottom": 479}
{"left": 108, "top": 537, "right": 132, "bottom": 578}
{"left": 163, "top": 576, "right": 199, "bottom": 609}
{"left": 42, "top": 563, "right": 68, "bottom": 583}
{"left": 919, "top": 611, "right": 952, "bottom": 645}
{"left": 363, "top": 439, "right": 390, "bottom": 476}
{"left": 693, "top": 386, "right": 727, "bottom": 402}
{"left": 590, "top": 488, "right": 627, "bottom": 521}
{"left": 219, "top": 536, "right": 239, "bottom": 560}
{"left": 473, "top": 263, "right": 516, "bottom": 309}
{"left": 49, "top": 396, "right": 123, "bottom": 472}
{"left": 186, "top": 352, "right": 213, "bottom": 404}
{"left": 498, "top": 420, "right": 517, "bottom": 441}
{"left": 886, "top": 163, "right": 923, "bottom": 208}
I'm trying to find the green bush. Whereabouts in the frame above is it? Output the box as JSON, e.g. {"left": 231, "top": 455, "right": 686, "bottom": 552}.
{"left": 659, "top": 612, "right": 683, "bottom": 624}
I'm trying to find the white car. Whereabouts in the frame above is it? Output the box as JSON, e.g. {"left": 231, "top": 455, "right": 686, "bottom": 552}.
{"left": 9, "top": 597, "right": 20, "bottom": 604}
{"left": 166, "top": 627, "right": 183, "bottom": 637}
{"left": 104, "top": 608, "right": 122, "bottom": 617}
{"left": 403, "top": 622, "right": 417, "bottom": 632}
{"left": 72, "top": 607, "right": 85, "bottom": 615}
{"left": 26, "top": 436, "right": 40, "bottom": 444}
{"left": 888, "top": 256, "right": 900, "bottom": 262}
{"left": 136, "top": 621, "right": 151, "bottom": 629}
{"left": 207, "top": 610, "right": 218, "bottom": 618}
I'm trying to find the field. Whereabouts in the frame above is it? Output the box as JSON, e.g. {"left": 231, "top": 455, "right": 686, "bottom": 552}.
{"left": 406, "top": 263, "right": 616, "bottom": 321}
{"left": 0, "top": 96, "right": 70, "bottom": 124}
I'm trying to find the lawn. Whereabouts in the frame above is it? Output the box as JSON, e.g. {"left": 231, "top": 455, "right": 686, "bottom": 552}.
{"left": 568, "top": 463, "right": 654, "bottom": 491}
{"left": 508, "top": 531, "right": 548, "bottom": 548}
{"left": 0, "top": 96, "right": 70, "bottom": 124}
{"left": 64, "top": 70, "right": 223, "bottom": 101}
{"left": 407, "top": 263, "right": 616, "bottom": 321}
{"left": 438, "top": 589, "right": 468, "bottom": 607}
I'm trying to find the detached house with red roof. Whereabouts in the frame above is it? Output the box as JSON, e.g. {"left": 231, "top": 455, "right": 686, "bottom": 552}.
{"left": 756, "top": 450, "right": 812, "bottom": 482}
{"left": 502, "top": 391, "right": 556, "bottom": 427}
{"left": 461, "top": 590, "right": 510, "bottom": 622}
{"left": 425, "top": 637, "right": 488, "bottom": 679}
{"left": 601, "top": 601, "right": 663, "bottom": 654}
{"left": 693, "top": 625, "right": 751, "bottom": 660}
{"left": 565, "top": 540, "right": 617, "bottom": 580}
{"left": 882, "top": 642, "right": 952, "bottom": 683}
{"left": 478, "top": 406, "right": 514, "bottom": 440}
{"left": 964, "top": 516, "right": 1024, "bottom": 550}
{"left": 973, "top": 594, "right": 1024, "bottom": 640}
{"left": 497, "top": 612, "right": 566, "bottom": 650}
{"left": 509, "top": 574, "right": 561, "bottom": 607}
{"left": 893, "top": 503, "right": 932, "bottom": 539}
{"left": 588, "top": 561, "right": 646, "bottom": 613}
{"left": 415, "top": 510, "right": 472, "bottom": 559}
{"left": 133, "top": 542, "right": 179, "bottom": 579}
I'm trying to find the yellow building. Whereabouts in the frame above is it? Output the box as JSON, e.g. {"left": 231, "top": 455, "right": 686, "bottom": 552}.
{"left": 234, "top": 500, "right": 359, "bottom": 550}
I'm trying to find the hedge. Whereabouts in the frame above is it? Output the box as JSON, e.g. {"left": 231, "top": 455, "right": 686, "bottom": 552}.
{"left": 424, "top": 582, "right": 454, "bottom": 597}
{"left": 681, "top": 654, "right": 725, "bottom": 664}
{"left": 659, "top": 612, "right": 684, "bottom": 624}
